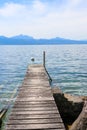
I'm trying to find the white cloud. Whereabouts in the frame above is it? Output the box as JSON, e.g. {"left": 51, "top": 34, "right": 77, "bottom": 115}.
{"left": 0, "top": 2, "right": 25, "bottom": 17}
{"left": 0, "top": 0, "right": 87, "bottom": 40}
{"left": 65, "top": 0, "right": 87, "bottom": 10}
{"left": 0, "top": 1, "right": 47, "bottom": 18}
{"left": 32, "top": 0, "right": 46, "bottom": 15}
{"left": 67, "top": 0, "right": 82, "bottom": 7}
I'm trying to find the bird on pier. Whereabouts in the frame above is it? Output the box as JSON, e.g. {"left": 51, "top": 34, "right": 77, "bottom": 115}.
{"left": 31, "top": 58, "right": 35, "bottom": 63}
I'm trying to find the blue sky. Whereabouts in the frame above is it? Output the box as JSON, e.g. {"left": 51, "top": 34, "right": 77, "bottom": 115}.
{"left": 0, "top": 0, "right": 87, "bottom": 40}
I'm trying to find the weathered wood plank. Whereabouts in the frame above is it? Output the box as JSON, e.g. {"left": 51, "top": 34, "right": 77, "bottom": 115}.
{"left": 13, "top": 101, "right": 57, "bottom": 106}
{"left": 11, "top": 107, "right": 57, "bottom": 111}
{"left": 6, "top": 123, "right": 64, "bottom": 130}
{"left": 14, "top": 100, "right": 55, "bottom": 104}
{"left": 13, "top": 104, "right": 57, "bottom": 108}
{"left": 7, "top": 118, "right": 63, "bottom": 124}
{"left": 10, "top": 110, "right": 59, "bottom": 115}
{"left": 14, "top": 103, "right": 56, "bottom": 105}
{"left": 16, "top": 97, "right": 54, "bottom": 101}
{"left": 19, "top": 87, "right": 51, "bottom": 90}
{"left": 9, "top": 114, "right": 61, "bottom": 119}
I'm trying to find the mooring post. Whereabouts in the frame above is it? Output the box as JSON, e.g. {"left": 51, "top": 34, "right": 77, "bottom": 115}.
{"left": 43, "top": 51, "right": 52, "bottom": 83}
{"left": 43, "top": 51, "right": 46, "bottom": 67}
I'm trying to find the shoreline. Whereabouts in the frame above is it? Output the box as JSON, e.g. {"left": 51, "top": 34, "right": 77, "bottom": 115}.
{"left": 52, "top": 87, "right": 87, "bottom": 130}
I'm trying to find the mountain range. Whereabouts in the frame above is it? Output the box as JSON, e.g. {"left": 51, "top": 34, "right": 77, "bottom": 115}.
{"left": 0, "top": 34, "right": 87, "bottom": 45}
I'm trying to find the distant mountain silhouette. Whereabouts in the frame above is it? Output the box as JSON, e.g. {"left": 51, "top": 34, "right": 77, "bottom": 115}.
{"left": 0, "top": 34, "right": 87, "bottom": 45}
{"left": 11, "top": 34, "right": 34, "bottom": 40}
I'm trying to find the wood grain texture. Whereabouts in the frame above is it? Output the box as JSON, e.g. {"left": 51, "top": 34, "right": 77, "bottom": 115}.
{"left": 6, "top": 65, "right": 65, "bottom": 130}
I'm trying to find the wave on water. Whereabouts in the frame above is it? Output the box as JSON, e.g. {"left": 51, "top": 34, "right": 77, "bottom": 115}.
{"left": 0, "top": 45, "right": 87, "bottom": 110}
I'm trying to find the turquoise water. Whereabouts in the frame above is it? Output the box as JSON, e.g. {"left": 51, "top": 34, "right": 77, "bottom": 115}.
{"left": 0, "top": 45, "right": 87, "bottom": 110}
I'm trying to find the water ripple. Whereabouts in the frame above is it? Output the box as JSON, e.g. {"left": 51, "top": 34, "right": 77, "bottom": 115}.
{"left": 0, "top": 45, "right": 87, "bottom": 109}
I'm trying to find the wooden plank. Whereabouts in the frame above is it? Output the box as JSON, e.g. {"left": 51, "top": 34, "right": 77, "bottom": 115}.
{"left": 13, "top": 104, "right": 57, "bottom": 108}
{"left": 14, "top": 102, "right": 56, "bottom": 105}
{"left": 16, "top": 97, "right": 54, "bottom": 101}
{"left": 19, "top": 87, "right": 50, "bottom": 90}
{"left": 18, "top": 89, "right": 52, "bottom": 93}
{"left": 7, "top": 118, "right": 63, "bottom": 124}
{"left": 18, "top": 91, "right": 53, "bottom": 95}
{"left": 14, "top": 100, "right": 55, "bottom": 104}
{"left": 11, "top": 107, "right": 57, "bottom": 111}
{"left": 14, "top": 103, "right": 55, "bottom": 105}
{"left": 19, "top": 85, "right": 50, "bottom": 87}
{"left": 9, "top": 114, "right": 61, "bottom": 119}
{"left": 13, "top": 105, "right": 57, "bottom": 108}
{"left": 10, "top": 110, "right": 59, "bottom": 115}
{"left": 17, "top": 94, "right": 53, "bottom": 97}
{"left": 6, "top": 123, "right": 64, "bottom": 130}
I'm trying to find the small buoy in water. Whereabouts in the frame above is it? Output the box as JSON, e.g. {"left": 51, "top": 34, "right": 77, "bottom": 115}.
{"left": 31, "top": 58, "right": 35, "bottom": 62}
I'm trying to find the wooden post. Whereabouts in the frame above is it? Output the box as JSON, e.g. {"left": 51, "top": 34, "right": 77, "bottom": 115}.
{"left": 0, "top": 108, "right": 7, "bottom": 128}
{"left": 43, "top": 51, "right": 45, "bottom": 67}
{"left": 43, "top": 51, "right": 52, "bottom": 83}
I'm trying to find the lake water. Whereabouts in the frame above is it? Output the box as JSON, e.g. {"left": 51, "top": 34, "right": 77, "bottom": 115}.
{"left": 0, "top": 45, "right": 87, "bottom": 110}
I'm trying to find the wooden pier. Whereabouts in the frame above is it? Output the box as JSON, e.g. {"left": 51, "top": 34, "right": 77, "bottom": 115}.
{"left": 6, "top": 64, "right": 65, "bottom": 130}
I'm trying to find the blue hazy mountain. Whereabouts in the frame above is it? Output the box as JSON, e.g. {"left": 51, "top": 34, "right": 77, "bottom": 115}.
{"left": 11, "top": 34, "right": 34, "bottom": 40}
{"left": 0, "top": 34, "right": 87, "bottom": 45}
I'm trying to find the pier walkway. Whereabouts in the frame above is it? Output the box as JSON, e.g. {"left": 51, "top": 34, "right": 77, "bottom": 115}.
{"left": 6, "top": 65, "right": 65, "bottom": 130}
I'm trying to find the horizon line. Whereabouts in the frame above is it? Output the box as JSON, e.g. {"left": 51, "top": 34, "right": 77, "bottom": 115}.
{"left": 0, "top": 34, "right": 87, "bottom": 41}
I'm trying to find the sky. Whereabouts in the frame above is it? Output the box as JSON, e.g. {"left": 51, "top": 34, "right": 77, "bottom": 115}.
{"left": 0, "top": 0, "right": 87, "bottom": 40}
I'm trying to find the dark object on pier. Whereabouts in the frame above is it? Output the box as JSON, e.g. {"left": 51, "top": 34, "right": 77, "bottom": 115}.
{"left": 31, "top": 57, "right": 35, "bottom": 62}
